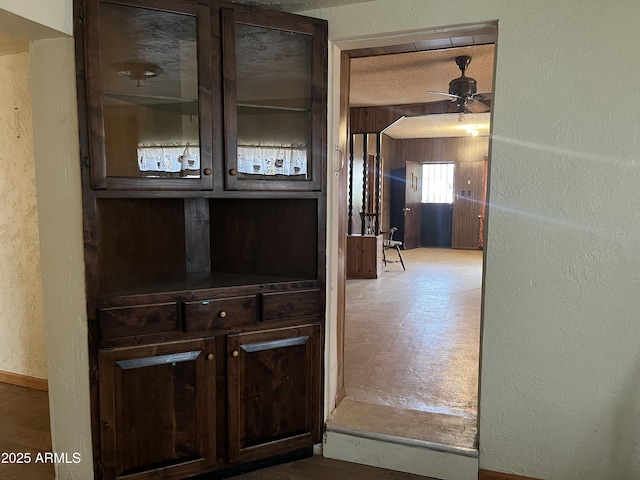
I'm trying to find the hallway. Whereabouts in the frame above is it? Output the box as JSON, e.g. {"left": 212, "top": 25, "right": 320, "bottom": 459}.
{"left": 328, "top": 248, "right": 482, "bottom": 449}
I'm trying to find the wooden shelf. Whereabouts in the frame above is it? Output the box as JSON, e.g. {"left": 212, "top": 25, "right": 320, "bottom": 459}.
{"left": 238, "top": 103, "right": 310, "bottom": 113}
{"left": 104, "top": 91, "right": 197, "bottom": 106}
{"left": 104, "top": 271, "right": 315, "bottom": 300}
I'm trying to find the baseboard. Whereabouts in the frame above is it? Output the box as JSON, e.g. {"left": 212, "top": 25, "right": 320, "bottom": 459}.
{"left": 0, "top": 370, "right": 48, "bottom": 391}
{"left": 479, "top": 469, "right": 542, "bottom": 480}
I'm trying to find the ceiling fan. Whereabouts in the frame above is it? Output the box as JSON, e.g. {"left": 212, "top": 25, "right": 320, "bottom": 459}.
{"left": 428, "top": 55, "right": 490, "bottom": 114}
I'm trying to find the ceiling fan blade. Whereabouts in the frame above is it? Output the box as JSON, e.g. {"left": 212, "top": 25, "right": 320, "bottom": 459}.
{"left": 427, "top": 91, "right": 460, "bottom": 100}
{"left": 465, "top": 100, "right": 490, "bottom": 113}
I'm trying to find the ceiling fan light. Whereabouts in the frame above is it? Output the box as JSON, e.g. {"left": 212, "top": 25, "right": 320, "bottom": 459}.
{"left": 464, "top": 124, "right": 480, "bottom": 136}
{"left": 115, "top": 62, "right": 163, "bottom": 84}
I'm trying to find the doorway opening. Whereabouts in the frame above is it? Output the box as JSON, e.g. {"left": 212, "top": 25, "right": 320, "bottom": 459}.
{"left": 328, "top": 24, "right": 497, "bottom": 454}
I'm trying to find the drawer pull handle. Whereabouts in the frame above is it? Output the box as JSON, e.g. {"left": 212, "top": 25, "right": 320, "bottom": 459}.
{"left": 229, "top": 168, "right": 238, "bottom": 176}
{"left": 203, "top": 168, "right": 212, "bottom": 176}
{"left": 232, "top": 350, "right": 239, "bottom": 358}
{"left": 207, "top": 353, "right": 214, "bottom": 362}
{"left": 219, "top": 311, "right": 227, "bottom": 318}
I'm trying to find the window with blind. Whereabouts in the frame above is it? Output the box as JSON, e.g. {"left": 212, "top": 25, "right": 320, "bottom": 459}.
{"left": 421, "top": 163, "right": 455, "bottom": 203}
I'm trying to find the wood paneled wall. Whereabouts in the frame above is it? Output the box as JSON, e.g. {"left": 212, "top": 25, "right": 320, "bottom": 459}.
{"left": 350, "top": 98, "right": 491, "bottom": 134}
{"left": 386, "top": 136, "right": 489, "bottom": 168}
{"left": 351, "top": 102, "right": 458, "bottom": 134}
{"left": 349, "top": 100, "right": 491, "bottom": 247}
{"left": 380, "top": 135, "right": 394, "bottom": 233}
{"left": 349, "top": 134, "right": 380, "bottom": 235}
{"left": 381, "top": 135, "right": 489, "bottom": 248}
{"left": 453, "top": 160, "right": 485, "bottom": 248}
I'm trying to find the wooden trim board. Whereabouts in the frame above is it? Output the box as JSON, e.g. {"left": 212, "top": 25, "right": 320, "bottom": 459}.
{"left": 0, "top": 370, "right": 48, "bottom": 391}
{"left": 479, "top": 470, "right": 542, "bottom": 480}
{"left": 325, "top": 430, "right": 478, "bottom": 480}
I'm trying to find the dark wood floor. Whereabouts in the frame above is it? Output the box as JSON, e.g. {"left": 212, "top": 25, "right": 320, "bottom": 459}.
{"left": 0, "top": 382, "right": 54, "bottom": 480}
{"left": 0, "top": 382, "right": 434, "bottom": 480}
{"left": 234, "top": 456, "right": 434, "bottom": 479}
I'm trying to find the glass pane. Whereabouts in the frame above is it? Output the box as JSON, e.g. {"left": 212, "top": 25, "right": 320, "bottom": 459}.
{"left": 422, "top": 163, "right": 455, "bottom": 203}
{"left": 235, "top": 24, "right": 312, "bottom": 178}
{"left": 100, "top": 4, "right": 200, "bottom": 178}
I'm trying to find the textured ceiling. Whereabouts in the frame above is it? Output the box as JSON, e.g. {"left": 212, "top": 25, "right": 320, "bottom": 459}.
{"left": 350, "top": 44, "right": 494, "bottom": 108}
{"left": 352, "top": 44, "right": 494, "bottom": 138}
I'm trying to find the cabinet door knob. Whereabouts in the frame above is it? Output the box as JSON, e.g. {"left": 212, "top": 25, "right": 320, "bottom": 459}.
{"left": 207, "top": 353, "right": 214, "bottom": 361}
{"left": 229, "top": 168, "right": 238, "bottom": 176}
{"left": 203, "top": 168, "right": 212, "bottom": 176}
{"left": 232, "top": 350, "right": 239, "bottom": 358}
{"left": 219, "top": 311, "right": 227, "bottom": 318}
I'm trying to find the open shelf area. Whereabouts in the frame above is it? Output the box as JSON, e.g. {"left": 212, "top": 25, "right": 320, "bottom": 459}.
{"left": 97, "top": 197, "right": 319, "bottom": 297}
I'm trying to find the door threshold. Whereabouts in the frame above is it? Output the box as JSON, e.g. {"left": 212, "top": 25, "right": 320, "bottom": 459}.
{"left": 327, "top": 397, "right": 477, "bottom": 451}
{"left": 323, "top": 428, "right": 478, "bottom": 480}
{"left": 326, "top": 424, "right": 478, "bottom": 457}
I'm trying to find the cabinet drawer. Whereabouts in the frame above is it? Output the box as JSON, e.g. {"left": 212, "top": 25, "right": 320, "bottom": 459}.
{"left": 99, "top": 303, "right": 179, "bottom": 340}
{"left": 261, "top": 289, "right": 322, "bottom": 322}
{"left": 185, "top": 295, "right": 257, "bottom": 332}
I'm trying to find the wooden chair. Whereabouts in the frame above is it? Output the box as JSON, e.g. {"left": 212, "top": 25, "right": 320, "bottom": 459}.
{"left": 382, "top": 227, "right": 406, "bottom": 270}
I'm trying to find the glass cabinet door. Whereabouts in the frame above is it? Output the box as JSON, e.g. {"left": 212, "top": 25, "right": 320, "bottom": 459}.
{"left": 222, "top": 9, "right": 327, "bottom": 191}
{"left": 85, "top": 0, "right": 214, "bottom": 190}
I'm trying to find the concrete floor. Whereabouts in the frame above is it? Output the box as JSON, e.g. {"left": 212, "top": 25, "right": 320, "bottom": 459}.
{"left": 328, "top": 247, "right": 482, "bottom": 450}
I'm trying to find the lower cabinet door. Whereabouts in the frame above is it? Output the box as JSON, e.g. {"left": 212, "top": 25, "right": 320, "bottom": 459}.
{"left": 98, "top": 339, "right": 216, "bottom": 480}
{"left": 227, "top": 324, "right": 322, "bottom": 462}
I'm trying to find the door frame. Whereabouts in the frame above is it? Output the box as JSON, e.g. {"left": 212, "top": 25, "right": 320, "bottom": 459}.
{"left": 329, "top": 22, "right": 498, "bottom": 429}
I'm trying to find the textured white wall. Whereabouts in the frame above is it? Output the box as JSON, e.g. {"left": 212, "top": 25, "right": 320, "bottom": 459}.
{"left": 308, "top": 1, "right": 640, "bottom": 479}
{"left": 0, "top": 46, "right": 48, "bottom": 380}
{"left": 31, "top": 37, "right": 92, "bottom": 479}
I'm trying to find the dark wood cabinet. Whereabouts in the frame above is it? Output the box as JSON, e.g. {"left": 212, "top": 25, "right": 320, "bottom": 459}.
{"left": 227, "top": 324, "right": 322, "bottom": 462}
{"left": 83, "top": 0, "right": 217, "bottom": 190}
{"left": 222, "top": 8, "right": 327, "bottom": 191}
{"left": 82, "top": 0, "right": 326, "bottom": 193}
{"left": 75, "top": 0, "right": 327, "bottom": 478}
{"left": 98, "top": 339, "right": 217, "bottom": 479}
